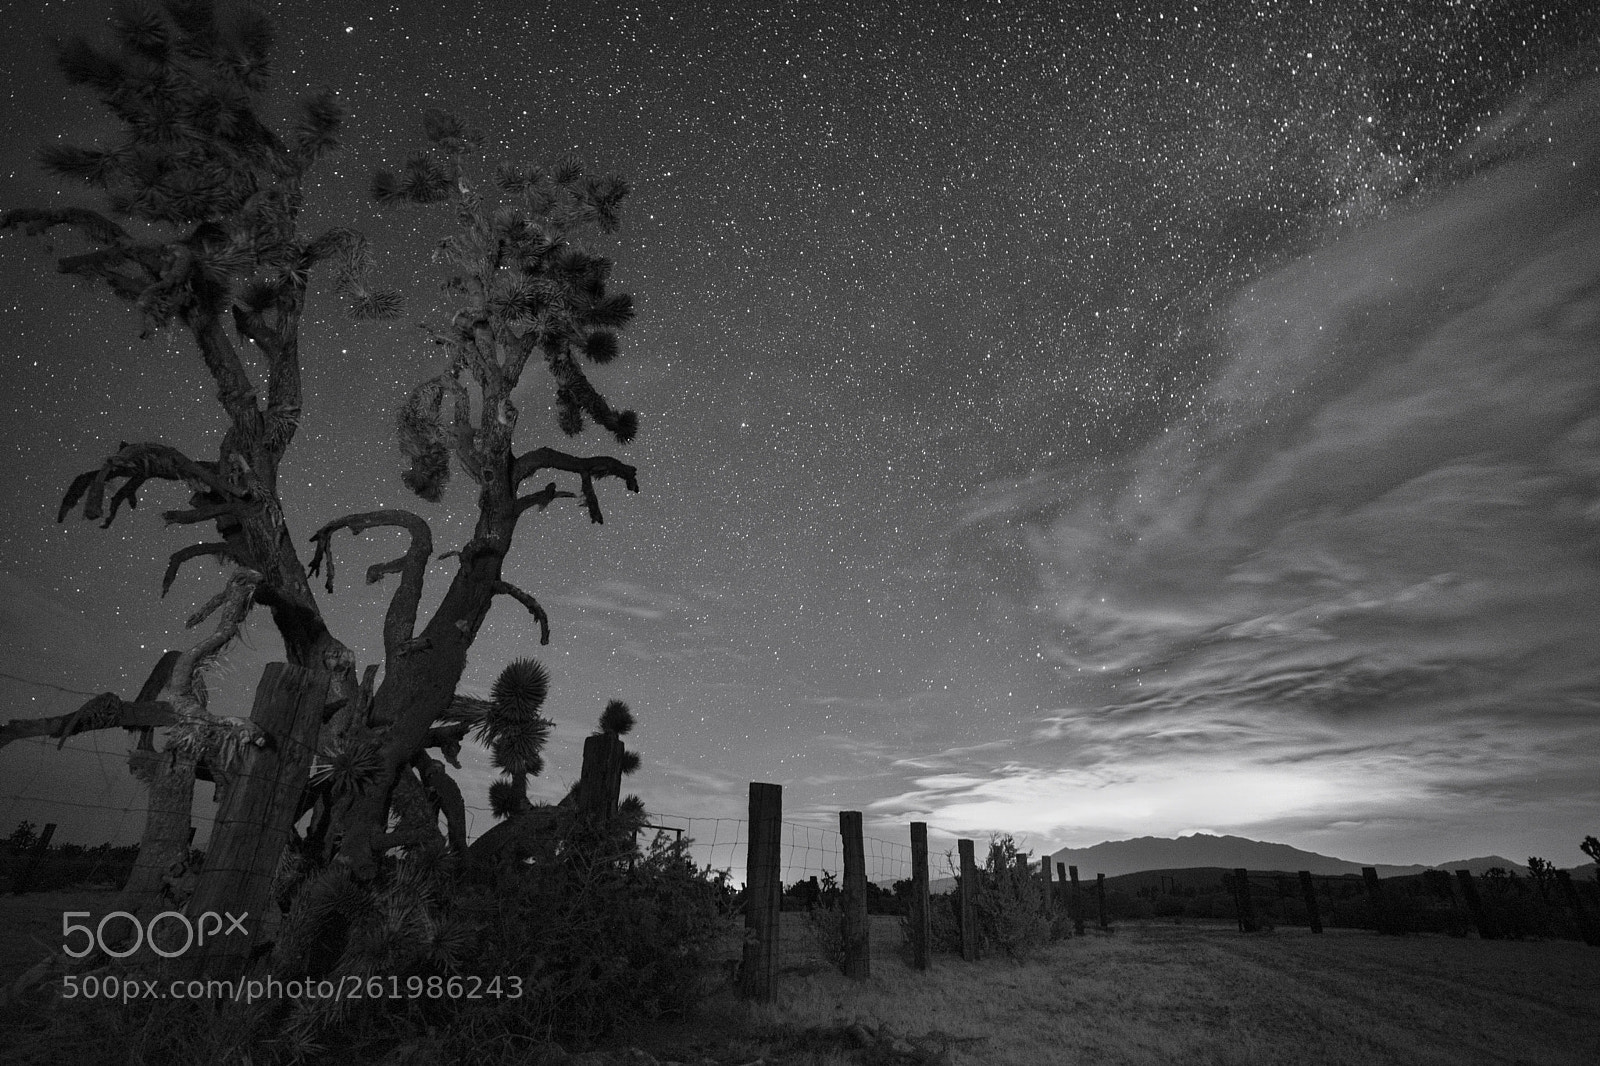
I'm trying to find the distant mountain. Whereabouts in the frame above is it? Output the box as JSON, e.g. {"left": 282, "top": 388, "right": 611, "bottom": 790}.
{"left": 916, "top": 835, "right": 1584, "bottom": 889}
{"left": 1025, "top": 834, "right": 1545, "bottom": 879}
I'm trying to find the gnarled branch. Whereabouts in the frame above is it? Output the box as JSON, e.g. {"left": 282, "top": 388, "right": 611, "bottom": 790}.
{"left": 161, "top": 543, "right": 234, "bottom": 597}
{"left": 60, "top": 442, "right": 239, "bottom": 527}
{"left": 511, "top": 446, "right": 638, "bottom": 524}
{"left": 309, "top": 510, "right": 435, "bottom": 656}
{"left": 513, "top": 480, "right": 576, "bottom": 518}
{"left": 1, "top": 206, "right": 131, "bottom": 247}
{"left": 492, "top": 579, "right": 550, "bottom": 645}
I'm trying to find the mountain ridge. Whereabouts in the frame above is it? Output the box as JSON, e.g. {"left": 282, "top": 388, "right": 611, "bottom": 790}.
{"left": 1039, "top": 833, "right": 1545, "bottom": 879}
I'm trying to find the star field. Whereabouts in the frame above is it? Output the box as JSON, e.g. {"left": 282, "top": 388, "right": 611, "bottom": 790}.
{"left": 2, "top": 0, "right": 1598, "bottom": 868}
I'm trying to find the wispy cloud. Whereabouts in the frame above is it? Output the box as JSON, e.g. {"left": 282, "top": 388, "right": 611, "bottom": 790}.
{"left": 943, "top": 81, "right": 1600, "bottom": 861}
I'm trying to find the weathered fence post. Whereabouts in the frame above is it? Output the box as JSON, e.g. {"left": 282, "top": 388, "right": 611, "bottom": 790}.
{"left": 840, "top": 810, "right": 870, "bottom": 979}
{"left": 1097, "top": 872, "right": 1109, "bottom": 930}
{"left": 1041, "top": 856, "right": 1055, "bottom": 916}
{"left": 741, "top": 783, "right": 782, "bottom": 1002}
{"left": 576, "top": 731, "right": 626, "bottom": 822}
{"left": 1056, "top": 862, "right": 1068, "bottom": 911}
{"left": 1069, "top": 865, "right": 1085, "bottom": 935}
{"left": 909, "top": 822, "right": 931, "bottom": 969}
{"left": 1555, "top": 870, "right": 1600, "bottom": 947}
{"left": 1455, "top": 869, "right": 1496, "bottom": 940}
{"left": 184, "top": 663, "right": 329, "bottom": 977}
{"left": 11, "top": 822, "right": 57, "bottom": 895}
{"left": 1232, "top": 868, "right": 1258, "bottom": 932}
{"left": 1361, "top": 867, "right": 1391, "bottom": 933}
{"left": 958, "top": 838, "right": 979, "bottom": 961}
{"left": 1299, "top": 871, "right": 1323, "bottom": 933}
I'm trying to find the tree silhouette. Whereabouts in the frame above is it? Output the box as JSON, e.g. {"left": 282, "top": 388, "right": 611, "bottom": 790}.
{"left": 0, "top": 0, "right": 384, "bottom": 911}
{"left": 306, "top": 110, "right": 641, "bottom": 876}
{"left": 2, "top": 0, "right": 647, "bottom": 900}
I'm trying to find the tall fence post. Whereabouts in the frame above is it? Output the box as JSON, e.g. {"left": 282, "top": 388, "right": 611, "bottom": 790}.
{"left": 1096, "top": 872, "right": 1109, "bottom": 930}
{"left": 1455, "top": 869, "right": 1498, "bottom": 940}
{"left": 1555, "top": 870, "right": 1600, "bottom": 947}
{"left": 1361, "top": 867, "right": 1394, "bottom": 933}
{"left": 839, "top": 810, "right": 870, "bottom": 979}
{"left": 576, "top": 732, "right": 625, "bottom": 823}
{"left": 958, "top": 839, "right": 979, "bottom": 961}
{"left": 1056, "top": 862, "right": 1068, "bottom": 911}
{"left": 1069, "top": 865, "right": 1085, "bottom": 935}
{"left": 11, "top": 823, "right": 57, "bottom": 895}
{"left": 741, "top": 783, "right": 782, "bottom": 1002}
{"left": 1041, "top": 857, "right": 1055, "bottom": 916}
{"left": 183, "top": 663, "right": 329, "bottom": 978}
{"left": 1299, "top": 871, "right": 1323, "bottom": 933}
{"left": 909, "top": 822, "right": 931, "bottom": 969}
{"left": 1232, "top": 868, "right": 1258, "bottom": 933}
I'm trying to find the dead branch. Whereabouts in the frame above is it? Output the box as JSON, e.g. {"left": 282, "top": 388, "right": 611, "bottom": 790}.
{"left": 513, "top": 480, "right": 576, "bottom": 517}
{"left": 492, "top": 579, "right": 551, "bottom": 645}
{"left": 0, "top": 652, "right": 181, "bottom": 752}
{"left": 309, "top": 510, "right": 435, "bottom": 656}
{"left": 168, "top": 569, "right": 263, "bottom": 711}
{"left": 415, "top": 755, "right": 467, "bottom": 854}
{"left": 60, "top": 442, "right": 240, "bottom": 528}
{"left": 511, "top": 447, "right": 638, "bottom": 524}
{"left": 423, "top": 722, "right": 470, "bottom": 768}
{"left": 1, "top": 206, "right": 131, "bottom": 247}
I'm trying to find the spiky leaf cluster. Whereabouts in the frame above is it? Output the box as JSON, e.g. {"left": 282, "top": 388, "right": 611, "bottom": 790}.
{"left": 30, "top": 0, "right": 395, "bottom": 332}
{"left": 599, "top": 698, "right": 634, "bottom": 736}
{"left": 479, "top": 657, "right": 552, "bottom": 778}
{"left": 380, "top": 119, "right": 641, "bottom": 498}
{"left": 396, "top": 376, "right": 453, "bottom": 501}
{"left": 309, "top": 738, "right": 383, "bottom": 797}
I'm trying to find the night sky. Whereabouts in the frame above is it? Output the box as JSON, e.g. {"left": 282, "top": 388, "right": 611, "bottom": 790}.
{"left": 2, "top": 0, "right": 1598, "bottom": 873}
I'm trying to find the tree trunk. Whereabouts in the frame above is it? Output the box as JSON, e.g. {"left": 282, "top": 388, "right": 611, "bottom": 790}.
{"left": 119, "top": 746, "right": 199, "bottom": 920}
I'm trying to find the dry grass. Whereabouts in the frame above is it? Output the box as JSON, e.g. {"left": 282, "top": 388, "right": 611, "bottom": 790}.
{"left": 726, "top": 921, "right": 1600, "bottom": 1065}
{"left": 0, "top": 888, "right": 119, "bottom": 987}
{"left": 6, "top": 897, "right": 1597, "bottom": 1065}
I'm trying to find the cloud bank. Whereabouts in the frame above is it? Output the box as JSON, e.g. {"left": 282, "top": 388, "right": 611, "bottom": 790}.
{"left": 915, "top": 81, "right": 1600, "bottom": 862}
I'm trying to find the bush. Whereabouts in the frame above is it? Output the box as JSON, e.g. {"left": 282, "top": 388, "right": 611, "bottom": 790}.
{"left": 452, "top": 812, "right": 729, "bottom": 1046}
{"left": 924, "top": 836, "right": 1053, "bottom": 959}
{"left": 251, "top": 808, "right": 730, "bottom": 1059}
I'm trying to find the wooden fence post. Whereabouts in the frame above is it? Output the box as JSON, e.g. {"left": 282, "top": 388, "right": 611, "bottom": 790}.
{"left": 909, "top": 822, "right": 931, "bottom": 969}
{"left": 840, "top": 811, "right": 870, "bottom": 979}
{"left": 1097, "top": 872, "right": 1108, "bottom": 929}
{"left": 1069, "top": 865, "right": 1085, "bottom": 935}
{"left": 1056, "top": 862, "right": 1068, "bottom": 911}
{"left": 1555, "top": 870, "right": 1600, "bottom": 947}
{"left": 183, "top": 664, "right": 329, "bottom": 978}
{"left": 1041, "top": 857, "right": 1054, "bottom": 916}
{"left": 1455, "top": 869, "right": 1496, "bottom": 940}
{"left": 11, "top": 823, "right": 56, "bottom": 895}
{"left": 1232, "top": 868, "right": 1258, "bottom": 932}
{"left": 1299, "top": 870, "right": 1323, "bottom": 933}
{"left": 958, "top": 839, "right": 979, "bottom": 961}
{"left": 741, "top": 783, "right": 782, "bottom": 1002}
{"left": 1361, "top": 867, "right": 1392, "bottom": 933}
{"left": 576, "top": 732, "right": 625, "bottom": 822}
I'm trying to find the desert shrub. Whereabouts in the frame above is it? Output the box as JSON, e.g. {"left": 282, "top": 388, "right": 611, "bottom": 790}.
{"left": 920, "top": 838, "right": 1055, "bottom": 958}
{"left": 453, "top": 812, "right": 729, "bottom": 1046}
{"left": 246, "top": 809, "right": 728, "bottom": 1059}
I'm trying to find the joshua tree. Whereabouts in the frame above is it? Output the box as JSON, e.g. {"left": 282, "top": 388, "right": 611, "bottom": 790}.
{"left": 0, "top": 0, "right": 382, "bottom": 903}
{"left": 306, "top": 109, "right": 642, "bottom": 878}
{"left": 4, "top": 1, "right": 648, "bottom": 902}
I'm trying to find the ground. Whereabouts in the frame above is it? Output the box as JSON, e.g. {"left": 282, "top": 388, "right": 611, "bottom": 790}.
{"left": 3, "top": 892, "right": 1597, "bottom": 1064}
